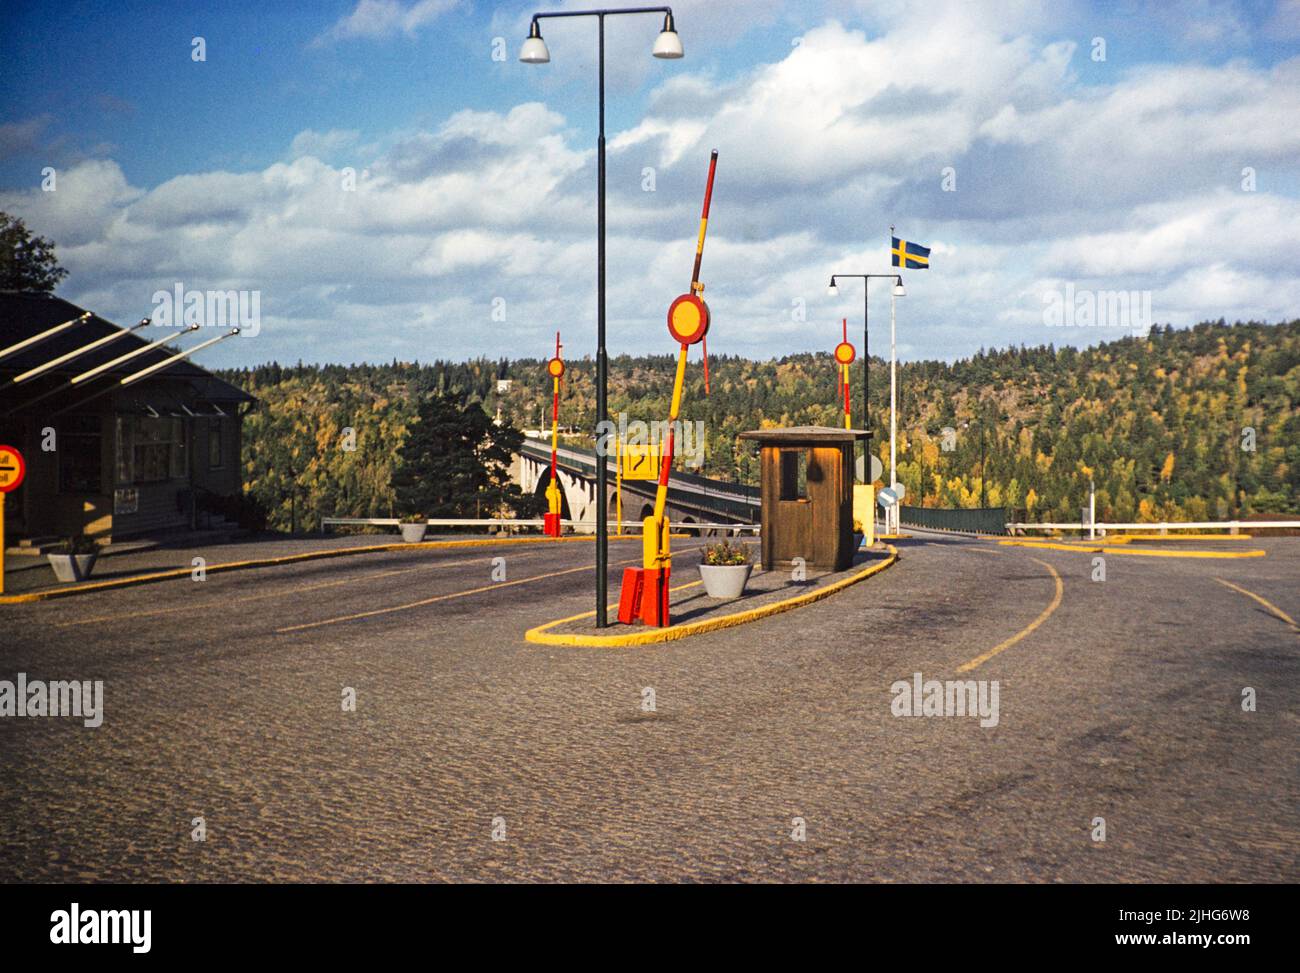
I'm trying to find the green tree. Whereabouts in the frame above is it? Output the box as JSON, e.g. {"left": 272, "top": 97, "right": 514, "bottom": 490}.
{"left": 0, "top": 211, "right": 68, "bottom": 293}
{"left": 393, "top": 391, "right": 539, "bottom": 518}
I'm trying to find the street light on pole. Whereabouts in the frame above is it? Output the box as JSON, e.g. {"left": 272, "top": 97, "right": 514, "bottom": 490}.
{"left": 521, "top": 6, "right": 682, "bottom": 627}
{"left": 888, "top": 276, "right": 905, "bottom": 534}
{"left": 828, "top": 272, "right": 902, "bottom": 484}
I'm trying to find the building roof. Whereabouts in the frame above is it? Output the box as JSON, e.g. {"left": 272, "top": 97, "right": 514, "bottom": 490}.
{"left": 739, "top": 425, "right": 871, "bottom": 444}
{"left": 0, "top": 291, "right": 253, "bottom": 415}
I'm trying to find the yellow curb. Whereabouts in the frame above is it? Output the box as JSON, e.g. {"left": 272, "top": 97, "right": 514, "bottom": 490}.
{"left": 997, "top": 539, "right": 1265, "bottom": 559}
{"left": 525, "top": 545, "right": 899, "bottom": 647}
{"left": 0, "top": 533, "right": 645, "bottom": 604}
{"left": 1112, "top": 532, "right": 1252, "bottom": 541}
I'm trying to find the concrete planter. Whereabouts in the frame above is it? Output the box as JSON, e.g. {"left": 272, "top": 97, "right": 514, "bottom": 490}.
{"left": 699, "top": 562, "right": 752, "bottom": 599}
{"left": 48, "top": 552, "right": 98, "bottom": 583}
{"left": 399, "top": 523, "right": 428, "bottom": 543}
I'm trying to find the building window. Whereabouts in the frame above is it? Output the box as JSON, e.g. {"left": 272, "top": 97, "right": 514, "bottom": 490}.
{"left": 779, "top": 449, "right": 808, "bottom": 501}
{"left": 208, "top": 418, "right": 223, "bottom": 469}
{"left": 116, "top": 416, "right": 188, "bottom": 485}
{"left": 58, "top": 416, "right": 103, "bottom": 494}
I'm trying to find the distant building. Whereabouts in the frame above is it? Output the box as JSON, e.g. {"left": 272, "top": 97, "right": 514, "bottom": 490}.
{"left": 497, "top": 378, "right": 512, "bottom": 394}
{"left": 0, "top": 292, "right": 254, "bottom": 543}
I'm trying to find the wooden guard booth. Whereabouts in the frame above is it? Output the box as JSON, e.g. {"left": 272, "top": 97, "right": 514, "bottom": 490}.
{"left": 738, "top": 426, "right": 870, "bottom": 572}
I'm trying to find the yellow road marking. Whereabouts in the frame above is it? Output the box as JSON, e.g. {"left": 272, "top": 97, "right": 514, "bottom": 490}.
{"left": 999, "top": 539, "right": 1265, "bottom": 559}
{"left": 52, "top": 552, "right": 544, "bottom": 628}
{"left": 276, "top": 557, "right": 642, "bottom": 634}
{"left": 527, "top": 547, "right": 899, "bottom": 647}
{"left": 1215, "top": 578, "right": 1300, "bottom": 633}
{"left": 956, "top": 557, "right": 1063, "bottom": 673}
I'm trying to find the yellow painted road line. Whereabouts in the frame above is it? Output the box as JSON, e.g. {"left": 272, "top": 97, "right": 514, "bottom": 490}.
{"left": 998, "top": 539, "right": 1265, "bottom": 559}
{"left": 52, "top": 552, "right": 546, "bottom": 629}
{"left": 956, "top": 557, "right": 1063, "bottom": 673}
{"left": 526, "top": 546, "right": 899, "bottom": 648}
{"left": 0, "top": 533, "right": 643, "bottom": 605}
{"left": 1215, "top": 578, "right": 1300, "bottom": 633}
{"left": 275, "top": 557, "right": 642, "bottom": 634}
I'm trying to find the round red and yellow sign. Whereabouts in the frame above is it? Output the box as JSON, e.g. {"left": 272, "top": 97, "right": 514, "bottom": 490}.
{"left": 834, "top": 340, "right": 856, "bottom": 365}
{"left": 547, "top": 357, "right": 565, "bottom": 378}
{"left": 0, "top": 444, "right": 25, "bottom": 493}
{"left": 667, "top": 293, "right": 710, "bottom": 345}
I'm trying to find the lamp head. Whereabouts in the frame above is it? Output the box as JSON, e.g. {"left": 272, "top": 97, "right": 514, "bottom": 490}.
{"left": 892, "top": 278, "right": 906, "bottom": 298}
{"left": 652, "top": 12, "right": 683, "bottom": 58}
{"left": 827, "top": 277, "right": 838, "bottom": 297}
{"left": 520, "top": 20, "right": 550, "bottom": 63}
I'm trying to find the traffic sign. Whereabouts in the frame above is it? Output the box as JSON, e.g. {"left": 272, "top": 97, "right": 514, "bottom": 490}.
{"left": 834, "top": 340, "right": 855, "bottom": 365}
{"left": 667, "top": 292, "right": 709, "bottom": 345}
{"left": 547, "top": 356, "right": 565, "bottom": 378}
{"left": 0, "top": 445, "right": 25, "bottom": 493}
{"left": 877, "top": 487, "right": 898, "bottom": 507}
{"left": 621, "top": 443, "right": 661, "bottom": 480}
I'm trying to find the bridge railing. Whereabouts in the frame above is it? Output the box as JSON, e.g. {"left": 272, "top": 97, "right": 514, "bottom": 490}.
{"left": 900, "top": 505, "right": 1010, "bottom": 534}
{"left": 321, "top": 517, "right": 758, "bottom": 535}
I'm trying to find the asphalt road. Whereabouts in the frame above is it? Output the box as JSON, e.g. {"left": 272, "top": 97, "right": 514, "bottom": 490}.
{"left": 1, "top": 532, "right": 1296, "bottom": 882}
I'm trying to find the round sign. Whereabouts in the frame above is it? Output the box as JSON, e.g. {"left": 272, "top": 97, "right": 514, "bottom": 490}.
{"left": 834, "top": 340, "right": 856, "bottom": 365}
{"left": 877, "top": 487, "right": 898, "bottom": 508}
{"left": 547, "top": 357, "right": 564, "bottom": 379}
{"left": 0, "top": 445, "right": 26, "bottom": 493}
{"left": 667, "top": 293, "right": 710, "bottom": 345}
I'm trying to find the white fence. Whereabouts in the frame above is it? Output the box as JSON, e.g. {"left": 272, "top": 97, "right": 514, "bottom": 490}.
{"left": 1006, "top": 520, "right": 1297, "bottom": 536}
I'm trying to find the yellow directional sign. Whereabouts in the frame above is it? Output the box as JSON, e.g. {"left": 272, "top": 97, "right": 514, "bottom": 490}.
{"left": 621, "top": 443, "right": 661, "bottom": 480}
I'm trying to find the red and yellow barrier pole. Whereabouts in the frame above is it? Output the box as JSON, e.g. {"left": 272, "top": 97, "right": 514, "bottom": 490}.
{"left": 544, "top": 332, "right": 564, "bottom": 537}
{"left": 617, "top": 150, "right": 718, "bottom": 627}
{"left": 834, "top": 318, "right": 856, "bottom": 431}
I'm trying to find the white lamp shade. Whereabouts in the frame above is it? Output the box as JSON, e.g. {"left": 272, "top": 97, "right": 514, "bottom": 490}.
{"left": 827, "top": 281, "right": 839, "bottom": 296}
{"left": 520, "top": 35, "right": 550, "bottom": 63}
{"left": 652, "top": 29, "right": 683, "bottom": 58}
{"left": 892, "top": 281, "right": 906, "bottom": 297}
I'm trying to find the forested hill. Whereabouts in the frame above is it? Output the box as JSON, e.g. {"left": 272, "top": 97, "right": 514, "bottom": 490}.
{"left": 219, "top": 319, "right": 1299, "bottom": 531}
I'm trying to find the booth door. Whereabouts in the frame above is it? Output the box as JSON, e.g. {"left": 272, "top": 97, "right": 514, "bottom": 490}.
{"left": 770, "top": 447, "right": 814, "bottom": 565}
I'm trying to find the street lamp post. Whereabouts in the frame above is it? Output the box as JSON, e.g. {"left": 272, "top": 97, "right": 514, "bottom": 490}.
{"left": 522, "top": 7, "right": 682, "bottom": 627}
{"left": 828, "top": 273, "right": 902, "bottom": 484}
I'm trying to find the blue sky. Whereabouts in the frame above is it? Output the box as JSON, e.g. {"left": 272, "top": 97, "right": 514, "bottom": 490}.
{"left": 2, "top": 0, "right": 1298, "bottom": 368}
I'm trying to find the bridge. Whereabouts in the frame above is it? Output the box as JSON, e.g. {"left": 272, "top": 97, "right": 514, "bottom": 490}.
{"left": 516, "top": 436, "right": 758, "bottom": 534}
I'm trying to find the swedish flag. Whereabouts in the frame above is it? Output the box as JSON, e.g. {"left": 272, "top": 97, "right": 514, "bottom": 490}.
{"left": 891, "top": 236, "right": 930, "bottom": 270}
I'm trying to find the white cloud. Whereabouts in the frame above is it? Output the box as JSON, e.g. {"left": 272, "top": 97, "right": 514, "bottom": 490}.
{"left": 313, "top": 0, "right": 459, "bottom": 46}
{"left": 3, "top": 10, "right": 1297, "bottom": 367}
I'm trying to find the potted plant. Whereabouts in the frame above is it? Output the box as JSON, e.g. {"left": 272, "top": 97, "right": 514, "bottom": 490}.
{"left": 853, "top": 519, "right": 865, "bottom": 552}
{"left": 698, "top": 539, "right": 753, "bottom": 599}
{"left": 398, "top": 513, "right": 428, "bottom": 543}
{"left": 47, "top": 534, "right": 100, "bottom": 583}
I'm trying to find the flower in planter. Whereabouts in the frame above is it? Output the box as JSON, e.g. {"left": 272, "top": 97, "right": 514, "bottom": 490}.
{"left": 52, "top": 534, "right": 99, "bottom": 556}
{"left": 399, "top": 513, "right": 427, "bottom": 525}
{"left": 701, "top": 539, "right": 751, "bottom": 566}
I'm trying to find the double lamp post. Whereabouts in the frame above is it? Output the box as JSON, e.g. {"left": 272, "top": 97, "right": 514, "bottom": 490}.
{"left": 827, "top": 273, "right": 905, "bottom": 532}
{"left": 521, "top": 7, "right": 683, "bottom": 627}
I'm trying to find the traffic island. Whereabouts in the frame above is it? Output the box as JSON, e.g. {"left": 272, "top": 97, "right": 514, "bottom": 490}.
{"left": 526, "top": 543, "right": 898, "bottom": 647}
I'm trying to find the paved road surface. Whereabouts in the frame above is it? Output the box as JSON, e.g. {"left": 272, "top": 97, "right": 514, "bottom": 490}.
{"left": 1, "top": 533, "right": 1296, "bottom": 882}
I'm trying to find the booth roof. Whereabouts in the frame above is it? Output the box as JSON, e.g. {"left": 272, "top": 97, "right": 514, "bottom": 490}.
{"left": 738, "top": 426, "right": 871, "bottom": 444}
